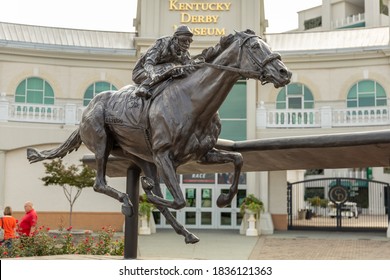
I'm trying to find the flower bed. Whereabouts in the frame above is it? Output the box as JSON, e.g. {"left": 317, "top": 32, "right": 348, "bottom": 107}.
{"left": 0, "top": 226, "right": 124, "bottom": 258}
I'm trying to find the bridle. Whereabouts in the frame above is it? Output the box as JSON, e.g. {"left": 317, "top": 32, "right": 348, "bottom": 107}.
{"left": 203, "top": 35, "right": 281, "bottom": 83}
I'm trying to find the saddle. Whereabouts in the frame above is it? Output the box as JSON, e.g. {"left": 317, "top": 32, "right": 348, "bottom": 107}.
{"left": 133, "top": 76, "right": 173, "bottom": 100}
{"left": 105, "top": 79, "right": 172, "bottom": 131}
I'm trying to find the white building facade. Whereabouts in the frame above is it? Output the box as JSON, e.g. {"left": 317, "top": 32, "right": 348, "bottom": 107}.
{"left": 1, "top": 0, "right": 390, "bottom": 233}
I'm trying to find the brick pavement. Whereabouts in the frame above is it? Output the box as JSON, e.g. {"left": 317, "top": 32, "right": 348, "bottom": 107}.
{"left": 249, "top": 231, "right": 390, "bottom": 260}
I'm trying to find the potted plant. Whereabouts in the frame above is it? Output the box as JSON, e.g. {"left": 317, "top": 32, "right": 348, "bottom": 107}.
{"left": 239, "top": 194, "right": 264, "bottom": 236}
{"left": 138, "top": 194, "right": 155, "bottom": 235}
{"left": 139, "top": 194, "right": 155, "bottom": 221}
{"left": 308, "top": 196, "right": 321, "bottom": 208}
{"left": 240, "top": 194, "right": 264, "bottom": 217}
{"left": 307, "top": 196, "right": 325, "bottom": 217}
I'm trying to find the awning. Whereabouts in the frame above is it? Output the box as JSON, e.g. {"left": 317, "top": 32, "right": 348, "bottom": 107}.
{"left": 82, "top": 129, "right": 390, "bottom": 177}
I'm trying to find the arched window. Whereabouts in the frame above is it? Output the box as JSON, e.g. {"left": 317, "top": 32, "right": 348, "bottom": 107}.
{"left": 347, "top": 80, "right": 387, "bottom": 108}
{"left": 15, "top": 77, "right": 54, "bottom": 105}
{"left": 219, "top": 81, "right": 247, "bottom": 141}
{"left": 276, "top": 83, "right": 314, "bottom": 109}
{"left": 83, "top": 81, "right": 117, "bottom": 106}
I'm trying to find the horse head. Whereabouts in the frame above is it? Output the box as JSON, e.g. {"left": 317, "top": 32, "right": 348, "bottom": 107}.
{"left": 212, "top": 30, "right": 292, "bottom": 88}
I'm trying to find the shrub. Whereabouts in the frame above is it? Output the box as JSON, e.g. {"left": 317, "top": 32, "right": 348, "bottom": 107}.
{"left": 239, "top": 194, "right": 264, "bottom": 216}
{"left": 0, "top": 225, "right": 124, "bottom": 258}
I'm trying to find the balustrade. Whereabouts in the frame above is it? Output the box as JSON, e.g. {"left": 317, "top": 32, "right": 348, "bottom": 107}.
{"left": 1, "top": 100, "right": 389, "bottom": 129}
{"left": 257, "top": 105, "right": 390, "bottom": 129}
{"left": 332, "top": 13, "right": 365, "bottom": 29}
{"left": 0, "top": 100, "right": 84, "bottom": 125}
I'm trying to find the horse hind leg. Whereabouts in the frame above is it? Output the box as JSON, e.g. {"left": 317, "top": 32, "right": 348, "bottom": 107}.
{"left": 93, "top": 147, "right": 134, "bottom": 217}
{"left": 199, "top": 148, "right": 243, "bottom": 207}
{"left": 81, "top": 104, "right": 134, "bottom": 217}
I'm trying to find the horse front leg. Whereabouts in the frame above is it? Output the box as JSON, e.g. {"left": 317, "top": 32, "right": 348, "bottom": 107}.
{"left": 199, "top": 148, "right": 243, "bottom": 207}
{"left": 139, "top": 161, "right": 199, "bottom": 244}
{"left": 141, "top": 176, "right": 199, "bottom": 244}
{"left": 157, "top": 205, "right": 199, "bottom": 244}
{"left": 141, "top": 152, "right": 186, "bottom": 210}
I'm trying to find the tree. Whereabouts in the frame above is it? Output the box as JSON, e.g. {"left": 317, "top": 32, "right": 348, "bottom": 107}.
{"left": 41, "top": 159, "right": 96, "bottom": 227}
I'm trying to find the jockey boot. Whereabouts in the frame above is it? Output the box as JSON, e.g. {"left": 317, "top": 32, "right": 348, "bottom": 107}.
{"left": 135, "top": 85, "right": 152, "bottom": 99}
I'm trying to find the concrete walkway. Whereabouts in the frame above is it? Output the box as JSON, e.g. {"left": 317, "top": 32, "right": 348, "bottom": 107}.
{"left": 249, "top": 230, "right": 390, "bottom": 260}
{"left": 8, "top": 229, "right": 390, "bottom": 260}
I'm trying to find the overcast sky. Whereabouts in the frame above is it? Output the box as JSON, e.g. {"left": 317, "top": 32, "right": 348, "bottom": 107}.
{"left": 0, "top": 0, "right": 322, "bottom": 33}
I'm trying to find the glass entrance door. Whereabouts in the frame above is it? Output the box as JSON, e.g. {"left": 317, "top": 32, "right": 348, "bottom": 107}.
{"left": 182, "top": 186, "right": 214, "bottom": 228}
{"left": 153, "top": 173, "right": 248, "bottom": 230}
{"left": 215, "top": 188, "right": 247, "bottom": 229}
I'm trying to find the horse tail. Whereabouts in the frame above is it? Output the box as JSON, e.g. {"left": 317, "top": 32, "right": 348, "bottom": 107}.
{"left": 27, "top": 128, "right": 82, "bottom": 163}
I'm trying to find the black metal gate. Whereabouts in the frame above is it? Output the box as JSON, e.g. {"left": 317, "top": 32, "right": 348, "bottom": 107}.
{"left": 288, "top": 177, "right": 390, "bottom": 232}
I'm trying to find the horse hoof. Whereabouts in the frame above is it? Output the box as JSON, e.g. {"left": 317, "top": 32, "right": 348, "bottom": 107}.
{"left": 216, "top": 193, "right": 230, "bottom": 208}
{"left": 140, "top": 176, "right": 154, "bottom": 191}
{"left": 185, "top": 233, "right": 200, "bottom": 244}
{"left": 122, "top": 203, "right": 134, "bottom": 217}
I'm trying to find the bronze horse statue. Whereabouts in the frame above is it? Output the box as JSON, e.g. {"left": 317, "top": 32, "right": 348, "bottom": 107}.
{"left": 27, "top": 30, "right": 291, "bottom": 244}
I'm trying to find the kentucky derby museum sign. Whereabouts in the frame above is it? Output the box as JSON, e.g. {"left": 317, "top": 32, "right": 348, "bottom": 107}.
{"left": 136, "top": 0, "right": 265, "bottom": 41}
{"left": 169, "top": 0, "right": 232, "bottom": 36}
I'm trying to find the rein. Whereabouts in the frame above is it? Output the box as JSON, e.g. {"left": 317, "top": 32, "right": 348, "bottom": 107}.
{"left": 201, "top": 35, "right": 281, "bottom": 81}
{"left": 203, "top": 62, "right": 261, "bottom": 78}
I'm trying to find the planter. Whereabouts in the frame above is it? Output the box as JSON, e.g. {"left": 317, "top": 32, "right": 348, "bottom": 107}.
{"left": 305, "top": 209, "right": 313, "bottom": 220}
{"left": 239, "top": 194, "right": 264, "bottom": 237}
{"left": 245, "top": 210, "right": 259, "bottom": 236}
{"left": 138, "top": 215, "right": 151, "bottom": 235}
{"left": 138, "top": 193, "right": 155, "bottom": 235}
{"left": 298, "top": 209, "right": 306, "bottom": 220}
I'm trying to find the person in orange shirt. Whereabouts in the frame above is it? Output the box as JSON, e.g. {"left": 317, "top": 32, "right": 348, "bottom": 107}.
{"left": 0, "top": 206, "right": 17, "bottom": 249}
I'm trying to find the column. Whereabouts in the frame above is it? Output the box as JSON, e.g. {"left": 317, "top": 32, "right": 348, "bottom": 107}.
{"left": 388, "top": 0, "right": 390, "bottom": 45}
{"left": 256, "top": 101, "right": 267, "bottom": 129}
{"left": 320, "top": 106, "right": 332, "bottom": 128}
{"left": 0, "top": 93, "right": 9, "bottom": 122}
{"left": 322, "top": 0, "right": 332, "bottom": 30}
{"left": 365, "top": 0, "right": 381, "bottom": 27}
{"left": 259, "top": 171, "right": 274, "bottom": 234}
{"left": 64, "top": 104, "right": 77, "bottom": 125}
{"left": 269, "top": 170, "right": 288, "bottom": 230}
{"left": 0, "top": 151, "right": 6, "bottom": 209}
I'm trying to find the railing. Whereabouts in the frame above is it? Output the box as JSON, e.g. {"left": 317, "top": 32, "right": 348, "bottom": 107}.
{"left": 0, "top": 99, "right": 84, "bottom": 125}
{"left": 265, "top": 109, "right": 321, "bottom": 128}
{"left": 1, "top": 99, "right": 390, "bottom": 129}
{"left": 332, "top": 107, "right": 389, "bottom": 127}
{"left": 332, "top": 13, "right": 365, "bottom": 29}
{"left": 8, "top": 103, "right": 65, "bottom": 123}
{"left": 257, "top": 105, "right": 390, "bottom": 129}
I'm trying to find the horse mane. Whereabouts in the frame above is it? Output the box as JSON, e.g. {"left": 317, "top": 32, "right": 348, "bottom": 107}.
{"left": 198, "top": 29, "right": 257, "bottom": 62}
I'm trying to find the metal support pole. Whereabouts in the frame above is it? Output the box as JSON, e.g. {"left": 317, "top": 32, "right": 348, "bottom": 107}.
{"left": 387, "top": 184, "right": 390, "bottom": 223}
{"left": 336, "top": 204, "right": 342, "bottom": 229}
{"left": 124, "top": 167, "right": 140, "bottom": 259}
